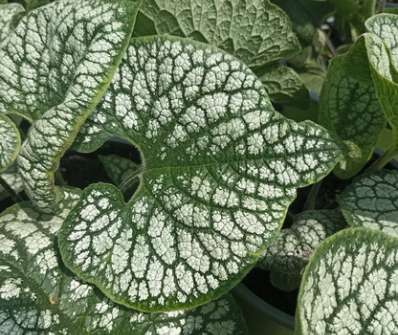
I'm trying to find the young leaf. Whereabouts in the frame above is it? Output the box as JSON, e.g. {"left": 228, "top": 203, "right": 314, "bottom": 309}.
{"left": 319, "top": 36, "right": 385, "bottom": 178}
{"left": 99, "top": 154, "right": 140, "bottom": 186}
{"left": 0, "top": 114, "right": 20, "bottom": 173}
{"left": 0, "top": 191, "right": 248, "bottom": 335}
{"left": 0, "top": 3, "right": 24, "bottom": 45}
{"left": 0, "top": 0, "right": 143, "bottom": 212}
{"left": 365, "top": 14, "right": 398, "bottom": 145}
{"left": 338, "top": 169, "right": 398, "bottom": 236}
{"left": 260, "top": 65, "right": 306, "bottom": 103}
{"left": 296, "top": 228, "right": 398, "bottom": 335}
{"left": 60, "top": 36, "right": 341, "bottom": 312}
{"left": 137, "top": 0, "right": 301, "bottom": 67}
{"left": 258, "top": 209, "right": 345, "bottom": 291}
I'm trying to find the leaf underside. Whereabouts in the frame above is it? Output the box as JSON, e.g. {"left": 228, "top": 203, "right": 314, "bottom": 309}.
{"left": 0, "top": 189, "right": 247, "bottom": 335}
{"left": 319, "top": 36, "right": 385, "bottom": 179}
{"left": 297, "top": 228, "right": 398, "bottom": 335}
{"left": 258, "top": 209, "right": 345, "bottom": 291}
{"left": 59, "top": 35, "right": 341, "bottom": 312}
{"left": 0, "top": 0, "right": 142, "bottom": 212}
{"left": 0, "top": 114, "right": 20, "bottom": 173}
{"left": 137, "top": 0, "right": 300, "bottom": 68}
{"left": 339, "top": 169, "right": 398, "bottom": 236}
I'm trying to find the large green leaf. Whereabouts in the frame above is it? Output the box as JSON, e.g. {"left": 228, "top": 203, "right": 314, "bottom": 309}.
{"left": 365, "top": 14, "right": 398, "bottom": 146}
{"left": 0, "top": 0, "right": 142, "bottom": 212}
{"left": 0, "top": 191, "right": 247, "bottom": 334}
{"left": 258, "top": 209, "right": 345, "bottom": 291}
{"left": 319, "top": 37, "right": 385, "bottom": 178}
{"left": 0, "top": 114, "right": 20, "bottom": 173}
{"left": 59, "top": 36, "right": 341, "bottom": 312}
{"left": 0, "top": 3, "right": 24, "bottom": 45}
{"left": 136, "top": 0, "right": 300, "bottom": 68}
{"left": 338, "top": 169, "right": 398, "bottom": 236}
{"left": 296, "top": 228, "right": 398, "bottom": 335}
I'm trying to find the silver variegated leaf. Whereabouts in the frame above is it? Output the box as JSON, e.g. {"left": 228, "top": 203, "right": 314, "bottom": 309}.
{"left": 0, "top": 114, "right": 20, "bottom": 173}
{"left": 260, "top": 65, "right": 305, "bottom": 103}
{"left": 0, "top": 190, "right": 247, "bottom": 335}
{"left": 59, "top": 36, "right": 341, "bottom": 311}
{"left": 0, "top": 3, "right": 24, "bottom": 45}
{"left": 137, "top": 0, "right": 300, "bottom": 68}
{"left": 258, "top": 209, "right": 345, "bottom": 291}
{"left": 0, "top": 0, "right": 142, "bottom": 212}
{"left": 319, "top": 36, "right": 385, "bottom": 179}
{"left": 339, "top": 169, "right": 398, "bottom": 236}
{"left": 297, "top": 228, "right": 398, "bottom": 335}
{"left": 365, "top": 14, "right": 398, "bottom": 143}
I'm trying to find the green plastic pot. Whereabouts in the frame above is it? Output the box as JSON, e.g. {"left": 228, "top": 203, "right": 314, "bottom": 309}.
{"left": 233, "top": 284, "right": 295, "bottom": 335}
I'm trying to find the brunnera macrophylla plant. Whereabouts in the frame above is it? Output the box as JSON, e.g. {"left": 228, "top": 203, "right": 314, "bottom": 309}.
{"left": 0, "top": 0, "right": 342, "bottom": 316}
{"left": 3, "top": 0, "right": 398, "bottom": 334}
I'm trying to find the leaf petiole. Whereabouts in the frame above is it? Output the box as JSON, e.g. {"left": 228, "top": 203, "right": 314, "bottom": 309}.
{"left": 368, "top": 145, "right": 398, "bottom": 172}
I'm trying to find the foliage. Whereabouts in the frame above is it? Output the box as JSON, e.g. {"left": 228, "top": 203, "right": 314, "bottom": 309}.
{"left": 1, "top": 0, "right": 398, "bottom": 333}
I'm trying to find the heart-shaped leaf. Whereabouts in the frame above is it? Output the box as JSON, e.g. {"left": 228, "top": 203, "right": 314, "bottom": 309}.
{"left": 365, "top": 14, "right": 398, "bottom": 145}
{"left": 59, "top": 36, "right": 341, "bottom": 311}
{"left": 258, "top": 209, "right": 345, "bottom": 291}
{"left": 296, "top": 228, "right": 398, "bottom": 335}
{"left": 136, "top": 0, "right": 300, "bottom": 68}
{"left": 319, "top": 36, "right": 385, "bottom": 178}
{"left": 338, "top": 169, "right": 398, "bottom": 236}
{"left": 0, "top": 0, "right": 142, "bottom": 212}
{"left": 0, "top": 189, "right": 248, "bottom": 335}
{"left": 0, "top": 114, "right": 20, "bottom": 173}
{"left": 0, "top": 3, "right": 24, "bottom": 45}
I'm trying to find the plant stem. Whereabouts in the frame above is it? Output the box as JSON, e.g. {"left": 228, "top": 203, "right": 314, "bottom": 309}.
{"left": 368, "top": 146, "right": 398, "bottom": 172}
{"left": 303, "top": 182, "right": 322, "bottom": 211}
{"left": 0, "top": 175, "right": 23, "bottom": 203}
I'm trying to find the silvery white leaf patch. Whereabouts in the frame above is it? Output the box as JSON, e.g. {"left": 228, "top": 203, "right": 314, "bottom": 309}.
{"left": 0, "top": 189, "right": 247, "bottom": 335}
{"left": 339, "top": 169, "right": 398, "bottom": 236}
{"left": 0, "top": 3, "right": 24, "bottom": 45}
{"left": 0, "top": 114, "right": 20, "bottom": 173}
{"left": 59, "top": 36, "right": 341, "bottom": 311}
{"left": 297, "top": 228, "right": 398, "bottom": 335}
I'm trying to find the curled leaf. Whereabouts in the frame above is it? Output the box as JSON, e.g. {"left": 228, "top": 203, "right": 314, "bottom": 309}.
{"left": 319, "top": 36, "right": 385, "bottom": 178}
{"left": 0, "top": 114, "right": 20, "bottom": 173}
{"left": 297, "top": 228, "right": 398, "bottom": 335}
{"left": 339, "top": 169, "right": 398, "bottom": 236}
{"left": 258, "top": 209, "right": 345, "bottom": 291}
{"left": 0, "top": 0, "right": 143, "bottom": 212}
